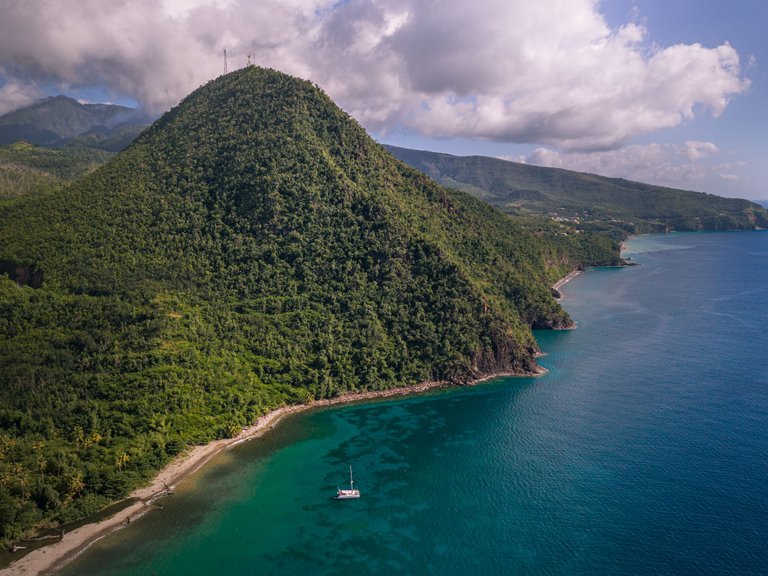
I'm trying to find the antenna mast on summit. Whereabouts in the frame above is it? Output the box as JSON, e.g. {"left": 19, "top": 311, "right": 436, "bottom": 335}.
{"left": 224, "top": 49, "right": 228, "bottom": 74}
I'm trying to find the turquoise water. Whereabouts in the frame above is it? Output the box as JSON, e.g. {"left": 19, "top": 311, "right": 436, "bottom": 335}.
{"left": 62, "top": 232, "right": 768, "bottom": 575}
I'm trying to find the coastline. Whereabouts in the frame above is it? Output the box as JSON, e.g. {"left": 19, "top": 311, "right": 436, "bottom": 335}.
{"left": 2, "top": 269, "right": 575, "bottom": 576}
{"left": 552, "top": 269, "right": 581, "bottom": 297}
{"left": 1, "top": 370, "right": 530, "bottom": 576}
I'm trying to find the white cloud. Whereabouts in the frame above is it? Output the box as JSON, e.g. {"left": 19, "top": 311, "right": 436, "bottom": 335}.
{"left": 684, "top": 141, "right": 718, "bottom": 161}
{"left": 0, "top": 76, "right": 42, "bottom": 115}
{"left": 161, "top": 0, "right": 236, "bottom": 18}
{"left": 514, "top": 141, "right": 747, "bottom": 192}
{"left": 0, "top": 0, "right": 750, "bottom": 151}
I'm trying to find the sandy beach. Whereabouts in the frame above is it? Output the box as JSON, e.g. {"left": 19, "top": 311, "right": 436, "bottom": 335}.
{"left": 2, "top": 370, "right": 532, "bottom": 576}
{"left": 1, "top": 269, "right": 573, "bottom": 575}
{"left": 552, "top": 269, "right": 581, "bottom": 296}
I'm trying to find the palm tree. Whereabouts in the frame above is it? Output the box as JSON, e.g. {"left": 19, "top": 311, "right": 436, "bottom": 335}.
{"left": 11, "top": 463, "right": 28, "bottom": 500}
{"left": 31, "top": 440, "right": 46, "bottom": 480}
{"left": 115, "top": 451, "right": 130, "bottom": 472}
{"left": 0, "top": 435, "right": 17, "bottom": 464}
{"left": 65, "top": 471, "right": 85, "bottom": 501}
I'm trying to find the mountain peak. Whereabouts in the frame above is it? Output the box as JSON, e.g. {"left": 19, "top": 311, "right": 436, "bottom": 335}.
{"left": 0, "top": 94, "right": 141, "bottom": 147}
{"left": 141, "top": 66, "right": 357, "bottom": 154}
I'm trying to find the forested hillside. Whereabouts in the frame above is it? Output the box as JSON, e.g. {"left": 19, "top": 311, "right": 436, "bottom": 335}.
{"left": 0, "top": 141, "right": 114, "bottom": 200}
{"left": 386, "top": 146, "right": 768, "bottom": 235}
{"left": 0, "top": 67, "right": 618, "bottom": 541}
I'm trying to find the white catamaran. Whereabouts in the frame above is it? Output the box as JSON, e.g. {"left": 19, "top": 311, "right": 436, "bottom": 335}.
{"left": 335, "top": 465, "right": 360, "bottom": 499}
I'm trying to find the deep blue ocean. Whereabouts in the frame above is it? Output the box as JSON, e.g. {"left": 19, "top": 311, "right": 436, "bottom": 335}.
{"left": 61, "top": 232, "right": 768, "bottom": 576}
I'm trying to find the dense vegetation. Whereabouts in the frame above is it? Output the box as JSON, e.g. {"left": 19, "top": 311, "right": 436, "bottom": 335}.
{"left": 0, "top": 142, "right": 115, "bottom": 200}
{"left": 0, "top": 67, "right": 620, "bottom": 542}
{"left": 386, "top": 146, "right": 768, "bottom": 236}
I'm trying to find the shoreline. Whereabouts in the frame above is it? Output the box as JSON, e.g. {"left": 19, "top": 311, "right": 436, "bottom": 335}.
{"left": 2, "top": 370, "right": 532, "bottom": 576}
{"left": 3, "top": 269, "right": 574, "bottom": 575}
{"left": 551, "top": 269, "right": 581, "bottom": 297}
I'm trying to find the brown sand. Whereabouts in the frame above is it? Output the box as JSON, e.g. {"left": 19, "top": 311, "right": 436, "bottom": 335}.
{"left": 552, "top": 269, "right": 581, "bottom": 296}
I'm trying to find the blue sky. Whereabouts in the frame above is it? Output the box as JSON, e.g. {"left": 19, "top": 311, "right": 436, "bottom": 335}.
{"left": 595, "top": 0, "right": 766, "bottom": 199}
{"left": 0, "top": 0, "right": 764, "bottom": 200}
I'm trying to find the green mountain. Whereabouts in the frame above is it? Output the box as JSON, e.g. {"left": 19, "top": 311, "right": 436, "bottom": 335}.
{"left": 0, "top": 67, "right": 614, "bottom": 540}
{"left": 0, "top": 95, "right": 149, "bottom": 150}
{"left": 385, "top": 146, "right": 768, "bottom": 234}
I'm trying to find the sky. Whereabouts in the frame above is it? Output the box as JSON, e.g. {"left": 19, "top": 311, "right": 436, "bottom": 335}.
{"left": 0, "top": 0, "right": 765, "bottom": 200}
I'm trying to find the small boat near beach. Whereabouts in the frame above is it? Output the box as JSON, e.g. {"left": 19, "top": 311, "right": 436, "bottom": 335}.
{"left": 335, "top": 465, "right": 360, "bottom": 499}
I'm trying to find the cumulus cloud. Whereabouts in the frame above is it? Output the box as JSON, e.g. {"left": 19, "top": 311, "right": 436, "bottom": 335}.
{"left": 0, "top": 77, "right": 43, "bottom": 115}
{"left": 514, "top": 141, "right": 747, "bottom": 192}
{"left": 0, "top": 0, "right": 325, "bottom": 113}
{"left": 0, "top": 0, "right": 750, "bottom": 150}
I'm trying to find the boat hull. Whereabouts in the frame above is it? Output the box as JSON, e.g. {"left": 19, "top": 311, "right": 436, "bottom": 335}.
{"left": 335, "top": 489, "right": 360, "bottom": 499}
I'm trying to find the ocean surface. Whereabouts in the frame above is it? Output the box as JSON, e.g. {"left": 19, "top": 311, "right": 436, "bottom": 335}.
{"left": 61, "top": 232, "right": 768, "bottom": 576}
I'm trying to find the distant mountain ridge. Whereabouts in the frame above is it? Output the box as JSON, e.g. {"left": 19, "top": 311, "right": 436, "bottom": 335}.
{"left": 0, "top": 95, "right": 150, "bottom": 150}
{"left": 385, "top": 145, "right": 768, "bottom": 234}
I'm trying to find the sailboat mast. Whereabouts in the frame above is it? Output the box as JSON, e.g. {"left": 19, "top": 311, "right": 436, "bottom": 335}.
{"left": 349, "top": 465, "right": 354, "bottom": 489}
